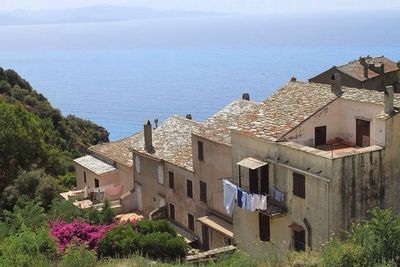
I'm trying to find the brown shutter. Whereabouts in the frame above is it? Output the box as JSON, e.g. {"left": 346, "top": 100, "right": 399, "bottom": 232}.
{"left": 198, "top": 141, "right": 204, "bottom": 161}
{"left": 169, "top": 171, "right": 175, "bottom": 189}
{"left": 187, "top": 179, "right": 193, "bottom": 198}
{"left": 249, "top": 169, "right": 259, "bottom": 193}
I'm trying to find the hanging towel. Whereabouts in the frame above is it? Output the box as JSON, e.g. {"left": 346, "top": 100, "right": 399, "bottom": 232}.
{"left": 252, "top": 194, "right": 261, "bottom": 210}
{"left": 245, "top": 193, "right": 252, "bottom": 211}
{"left": 260, "top": 195, "right": 268, "bottom": 210}
{"left": 242, "top": 191, "right": 247, "bottom": 209}
{"left": 237, "top": 188, "right": 243, "bottom": 208}
{"left": 250, "top": 194, "right": 259, "bottom": 212}
{"left": 223, "top": 179, "right": 237, "bottom": 216}
{"left": 273, "top": 187, "right": 284, "bottom": 202}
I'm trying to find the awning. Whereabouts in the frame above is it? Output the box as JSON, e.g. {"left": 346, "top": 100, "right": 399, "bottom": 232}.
{"left": 236, "top": 157, "right": 267, "bottom": 170}
{"left": 174, "top": 224, "right": 198, "bottom": 244}
{"left": 289, "top": 223, "right": 304, "bottom": 232}
{"left": 197, "top": 215, "right": 233, "bottom": 239}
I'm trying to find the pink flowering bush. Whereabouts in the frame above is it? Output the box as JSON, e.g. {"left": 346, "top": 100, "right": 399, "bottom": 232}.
{"left": 49, "top": 219, "right": 113, "bottom": 252}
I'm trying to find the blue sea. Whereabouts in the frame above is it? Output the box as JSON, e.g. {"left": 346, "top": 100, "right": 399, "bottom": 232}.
{"left": 0, "top": 13, "right": 399, "bottom": 140}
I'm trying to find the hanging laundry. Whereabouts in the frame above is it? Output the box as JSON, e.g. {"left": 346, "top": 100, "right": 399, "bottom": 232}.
{"left": 273, "top": 187, "right": 285, "bottom": 202}
{"left": 252, "top": 194, "right": 261, "bottom": 210}
{"left": 260, "top": 195, "right": 268, "bottom": 210}
{"left": 245, "top": 192, "right": 252, "bottom": 211}
{"left": 223, "top": 179, "right": 237, "bottom": 216}
{"left": 241, "top": 191, "right": 247, "bottom": 210}
{"left": 237, "top": 188, "right": 243, "bottom": 208}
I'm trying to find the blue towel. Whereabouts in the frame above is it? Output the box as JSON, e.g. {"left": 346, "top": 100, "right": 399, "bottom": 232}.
{"left": 237, "top": 188, "right": 243, "bottom": 208}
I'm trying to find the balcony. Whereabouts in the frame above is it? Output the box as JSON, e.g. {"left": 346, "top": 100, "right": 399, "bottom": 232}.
{"left": 60, "top": 184, "right": 123, "bottom": 211}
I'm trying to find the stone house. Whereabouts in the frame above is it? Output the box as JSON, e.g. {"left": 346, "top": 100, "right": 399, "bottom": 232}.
{"left": 191, "top": 98, "right": 261, "bottom": 250}
{"left": 230, "top": 80, "right": 400, "bottom": 256}
{"left": 309, "top": 56, "right": 400, "bottom": 92}
{"left": 129, "top": 116, "right": 200, "bottom": 243}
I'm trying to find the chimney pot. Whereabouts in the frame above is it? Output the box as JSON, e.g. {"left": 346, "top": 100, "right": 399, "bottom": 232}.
{"left": 384, "top": 85, "right": 394, "bottom": 115}
{"left": 242, "top": 93, "right": 250, "bottom": 101}
{"left": 290, "top": 76, "right": 297, "bottom": 82}
{"left": 360, "top": 56, "right": 366, "bottom": 66}
{"left": 364, "top": 64, "right": 369, "bottom": 78}
{"left": 331, "top": 72, "right": 342, "bottom": 96}
{"left": 186, "top": 114, "right": 192, "bottom": 120}
{"left": 154, "top": 118, "right": 158, "bottom": 128}
{"left": 144, "top": 120, "right": 154, "bottom": 153}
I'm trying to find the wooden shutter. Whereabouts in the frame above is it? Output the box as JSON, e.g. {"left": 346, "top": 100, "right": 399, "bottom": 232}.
{"left": 260, "top": 165, "right": 269, "bottom": 194}
{"left": 315, "top": 126, "right": 327, "bottom": 146}
{"left": 259, "top": 213, "right": 270, "bottom": 241}
{"left": 200, "top": 181, "right": 207, "bottom": 202}
{"left": 293, "top": 173, "right": 305, "bottom": 198}
{"left": 169, "top": 171, "right": 175, "bottom": 189}
{"left": 169, "top": 203, "right": 175, "bottom": 221}
{"left": 188, "top": 213, "right": 195, "bottom": 231}
{"left": 249, "top": 169, "right": 259, "bottom": 193}
{"left": 187, "top": 179, "right": 193, "bottom": 198}
{"left": 198, "top": 141, "right": 204, "bottom": 161}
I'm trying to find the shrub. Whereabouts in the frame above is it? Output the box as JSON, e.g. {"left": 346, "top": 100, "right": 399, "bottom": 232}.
{"left": 100, "top": 199, "right": 114, "bottom": 224}
{"left": 135, "top": 219, "right": 176, "bottom": 236}
{"left": 139, "top": 232, "right": 188, "bottom": 260}
{"left": 0, "top": 226, "right": 57, "bottom": 267}
{"left": 98, "top": 223, "right": 140, "bottom": 257}
{"left": 60, "top": 243, "right": 97, "bottom": 267}
{"left": 50, "top": 219, "right": 112, "bottom": 252}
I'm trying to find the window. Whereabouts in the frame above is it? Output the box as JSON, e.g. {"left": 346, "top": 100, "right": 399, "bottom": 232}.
{"left": 158, "top": 166, "right": 164, "bottom": 184}
{"left": 356, "top": 119, "right": 370, "bottom": 147}
{"left": 249, "top": 169, "right": 259, "bottom": 193}
{"left": 169, "top": 171, "right": 175, "bottom": 190}
{"left": 135, "top": 156, "right": 141, "bottom": 173}
{"left": 259, "top": 213, "right": 270, "bottom": 241}
{"left": 187, "top": 179, "right": 193, "bottom": 198}
{"left": 293, "top": 230, "right": 306, "bottom": 251}
{"left": 94, "top": 178, "right": 99, "bottom": 188}
{"left": 188, "top": 213, "right": 195, "bottom": 231}
{"left": 198, "top": 141, "right": 204, "bottom": 161}
{"left": 293, "top": 173, "right": 305, "bottom": 198}
{"left": 83, "top": 171, "right": 87, "bottom": 183}
{"left": 200, "top": 181, "right": 207, "bottom": 203}
{"left": 315, "top": 126, "right": 327, "bottom": 146}
{"left": 169, "top": 203, "right": 175, "bottom": 221}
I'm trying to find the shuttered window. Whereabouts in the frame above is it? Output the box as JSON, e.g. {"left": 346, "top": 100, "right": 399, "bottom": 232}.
{"left": 200, "top": 181, "right": 207, "bottom": 202}
{"left": 188, "top": 213, "right": 195, "bottom": 231}
{"left": 249, "top": 169, "right": 259, "bottom": 193}
{"left": 198, "top": 141, "right": 204, "bottom": 161}
{"left": 169, "top": 171, "right": 175, "bottom": 190}
{"left": 259, "top": 213, "right": 270, "bottom": 241}
{"left": 187, "top": 179, "right": 193, "bottom": 198}
{"left": 293, "top": 173, "right": 305, "bottom": 198}
{"left": 169, "top": 203, "right": 175, "bottom": 221}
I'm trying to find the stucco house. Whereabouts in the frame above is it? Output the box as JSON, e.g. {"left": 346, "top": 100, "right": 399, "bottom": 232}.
{"left": 230, "top": 79, "right": 400, "bottom": 256}
{"left": 309, "top": 56, "right": 400, "bottom": 92}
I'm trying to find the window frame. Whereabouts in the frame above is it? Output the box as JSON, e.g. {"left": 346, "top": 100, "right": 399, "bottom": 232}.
{"left": 200, "top": 180, "right": 207, "bottom": 203}
{"left": 187, "top": 213, "right": 195, "bottom": 231}
{"left": 168, "top": 171, "right": 175, "bottom": 190}
{"left": 293, "top": 172, "right": 306, "bottom": 199}
{"left": 186, "top": 179, "right": 193, "bottom": 198}
{"left": 198, "top": 140, "right": 204, "bottom": 161}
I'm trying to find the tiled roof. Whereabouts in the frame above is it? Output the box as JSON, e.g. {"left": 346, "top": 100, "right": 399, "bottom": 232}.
{"left": 194, "top": 100, "right": 263, "bottom": 146}
{"left": 337, "top": 56, "right": 399, "bottom": 82}
{"left": 73, "top": 155, "right": 116, "bottom": 175}
{"left": 234, "top": 81, "right": 400, "bottom": 141}
{"left": 131, "top": 116, "right": 200, "bottom": 171}
{"left": 90, "top": 133, "right": 142, "bottom": 167}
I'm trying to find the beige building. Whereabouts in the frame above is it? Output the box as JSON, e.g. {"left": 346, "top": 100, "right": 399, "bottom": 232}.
{"left": 130, "top": 116, "right": 200, "bottom": 243}
{"left": 66, "top": 133, "right": 141, "bottom": 211}
{"left": 309, "top": 56, "right": 400, "bottom": 92}
{"left": 191, "top": 99, "right": 262, "bottom": 250}
{"left": 230, "top": 80, "right": 400, "bottom": 256}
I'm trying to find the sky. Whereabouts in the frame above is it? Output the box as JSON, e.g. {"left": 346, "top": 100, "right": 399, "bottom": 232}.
{"left": 1, "top": 0, "right": 400, "bottom": 14}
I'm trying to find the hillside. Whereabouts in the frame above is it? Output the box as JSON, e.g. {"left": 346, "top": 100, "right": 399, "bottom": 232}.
{"left": 0, "top": 67, "right": 109, "bottom": 208}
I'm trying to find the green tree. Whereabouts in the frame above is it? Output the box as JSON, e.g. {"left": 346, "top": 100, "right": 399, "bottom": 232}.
{"left": 100, "top": 199, "right": 114, "bottom": 224}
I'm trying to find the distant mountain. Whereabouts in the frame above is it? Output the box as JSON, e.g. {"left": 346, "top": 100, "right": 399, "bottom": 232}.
{"left": 0, "top": 5, "right": 221, "bottom": 26}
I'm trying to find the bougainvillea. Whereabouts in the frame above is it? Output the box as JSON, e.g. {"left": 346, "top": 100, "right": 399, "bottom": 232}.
{"left": 49, "top": 219, "right": 113, "bottom": 252}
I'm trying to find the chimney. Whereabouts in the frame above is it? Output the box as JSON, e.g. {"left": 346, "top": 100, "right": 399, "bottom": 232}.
{"left": 360, "top": 56, "right": 366, "bottom": 66}
{"left": 144, "top": 120, "right": 154, "bottom": 153}
{"left": 331, "top": 72, "right": 342, "bottom": 96}
{"left": 154, "top": 118, "right": 158, "bottom": 128}
{"left": 384, "top": 85, "right": 394, "bottom": 115}
{"left": 186, "top": 114, "right": 192, "bottom": 120}
{"left": 242, "top": 93, "right": 250, "bottom": 101}
{"left": 290, "top": 76, "right": 297, "bottom": 82}
{"left": 364, "top": 64, "right": 369, "bottom": 78}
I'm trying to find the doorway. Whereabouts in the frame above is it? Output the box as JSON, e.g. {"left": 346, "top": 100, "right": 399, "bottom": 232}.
{"left": 315, "top": 126, "right": 327, "bottom": 146}
{"left": 356, "top": 119, "right": 370, "bottom": 147}
{"left": 202, "top": 224, "right": 209, "bottom": 251}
